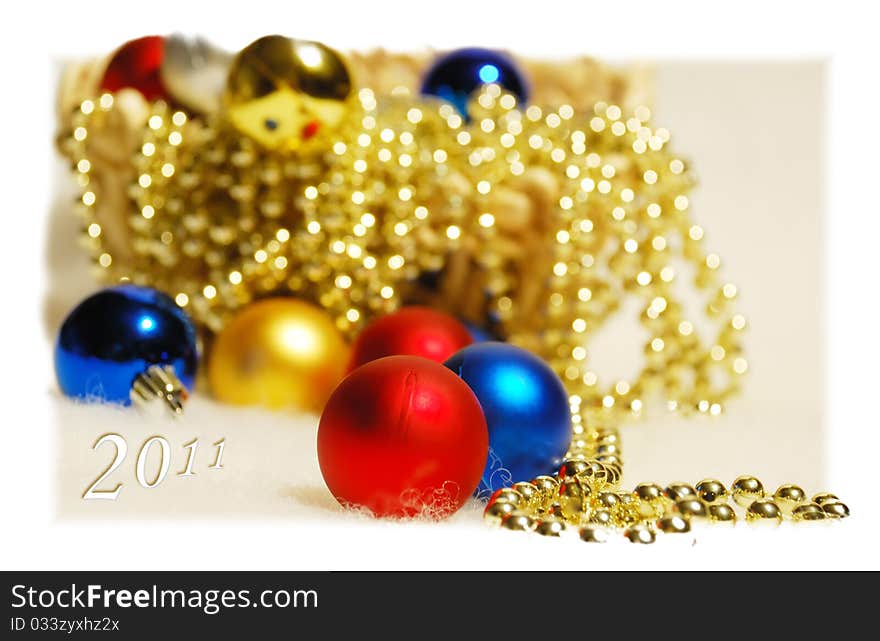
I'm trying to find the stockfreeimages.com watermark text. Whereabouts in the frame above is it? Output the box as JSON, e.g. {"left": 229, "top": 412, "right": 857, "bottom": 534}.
{"left": 10, "top": 583, "right": 317, "bottom": 615}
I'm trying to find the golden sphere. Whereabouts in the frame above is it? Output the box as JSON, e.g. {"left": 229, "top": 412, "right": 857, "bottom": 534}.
{"left": 531, "top": 475, "right": 560, "bottom": 495}
{"left": 490, "top": 487, "right": 524, "bottom": 509}
{"left": 791, "top": 503, "right": 826, "bottom": 521}
{"left": 773, "top": 484, "right": 807, "bottom": 514}
{"left": 579, "top": 526, "right": 609, "bottom": 543}
{"left": 595, "top": 491, "right": 621, "bottom": 509}
{"left": 821, "top": 502, "right": 850, "bottom": 519}
{"left": 501, "top": 512, "right": 536, "bottom": 532}
{"left": 812, "top": 492, "right": 839, "bottom": 506}
{"left": 559, "top": 458, "right": 590, "bottom": 479}
{"left": 708, "top": 504, "right": 737, "bottom": 523}
{"left": 484, "top": 501, "right": 516, "bottom": 525}
{"left": 535, "top": 518, "right": 567, "bottom": 537}
{"left": 657, "top": 515, "right": 691, "bottom": 534}
{"left": 207, "top": 298, "right": 349, "bottom": 412}
{"left": 695, "top": 479, "right": 728, "bottom": 504}
{"left": 665, "top": 483, "right": 697, "bottom": 502}
{"left": 675, "top": 498, "right": 708, "bottom": 519}
{"left": 634, "top": 483, "right": 664, "bottom": 503}
{"left": 746, "top": 499, "right": 783, "bottom": 525}
{"left": 513, "top": 482, "right": 541, "bottom": 511}
{"left": 625, "top": 525, "right": 656, "bottom": 544}
{"left": 731, "top": 475, "right": 765, "bottom": 507}
{"left": 225, "top": 35, "right": 352, "bottom": 150}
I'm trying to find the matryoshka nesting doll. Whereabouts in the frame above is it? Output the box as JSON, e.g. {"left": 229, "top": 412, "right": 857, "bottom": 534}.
{"left": 224, "top": 35, "right": 353, "bottom": 150}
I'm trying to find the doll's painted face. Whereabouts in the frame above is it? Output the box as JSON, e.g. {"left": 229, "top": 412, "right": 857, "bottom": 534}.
{"left": 225, "top": 36, "right": 351, "bottom": 151}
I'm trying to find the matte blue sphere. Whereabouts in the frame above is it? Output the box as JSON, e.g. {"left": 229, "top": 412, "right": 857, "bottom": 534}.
{"left": 444, "top": 342, "right": 570, "bottom": 496}
{"left": 421, "top": 47, "right": 528, "bottom": 118}
{"left": 54, "top": 285, "right": 198, "bottom": 405}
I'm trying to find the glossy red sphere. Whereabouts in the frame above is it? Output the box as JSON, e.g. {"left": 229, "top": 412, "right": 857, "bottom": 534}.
{"left": 100, "top": 36, "right": 168, "bottom": 101}
{"left": 348, "top": 307, "right": 473, "bottom": 372}
{"left": 318, "top": 355, "right": 488, "bottom": 518}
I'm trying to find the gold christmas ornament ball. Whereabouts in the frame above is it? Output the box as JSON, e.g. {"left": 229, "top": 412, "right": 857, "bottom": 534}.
{"left": 225, "top": 35, "right": 352, "bottom": 150}
{"left": 207, "top": 298, "right": 349, "bottom": 412}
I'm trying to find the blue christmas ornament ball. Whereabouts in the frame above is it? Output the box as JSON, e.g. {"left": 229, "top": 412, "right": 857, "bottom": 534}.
{"left": 444, "top": 342, "right": 570, "bottom": 496}
{"left": 421, "top": 47, "right": 528, "bottom": 118}
{"left": 54, "top": 285, "right": 198, "bottom": 405}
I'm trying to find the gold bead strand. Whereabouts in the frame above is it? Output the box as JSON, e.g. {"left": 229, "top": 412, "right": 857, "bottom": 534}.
{"left": 65, "top": 94, "right": 119, "bottom": 282}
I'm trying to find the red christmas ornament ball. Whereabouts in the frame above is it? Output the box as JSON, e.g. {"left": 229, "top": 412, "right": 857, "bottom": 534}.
{"left": 318, "top": 355, "right": 489, "bottom": 518}
{"left": 100, "top": 35, "right": 168, "bottom": 101}
{"left": 348, "top": 306, "right": 473, "bottom": 372}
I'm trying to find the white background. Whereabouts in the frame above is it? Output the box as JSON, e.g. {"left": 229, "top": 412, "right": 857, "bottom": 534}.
{"left": 1, "top": 0, "right": 879, "bottom": 570}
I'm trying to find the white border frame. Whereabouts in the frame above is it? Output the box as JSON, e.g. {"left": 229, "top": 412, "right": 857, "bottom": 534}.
{"left": 1, "top": 0, "right": 877, "bottom": 569}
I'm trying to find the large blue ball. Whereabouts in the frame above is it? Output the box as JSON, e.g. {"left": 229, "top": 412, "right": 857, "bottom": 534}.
{"left": 54, "top": 285, "right": 198, "bottom": 405}
{"left": 421, "top": 47, "right": 528, "bottom": 119}
{"left": 444, "top": 342, "right": 570, "bottom": 496}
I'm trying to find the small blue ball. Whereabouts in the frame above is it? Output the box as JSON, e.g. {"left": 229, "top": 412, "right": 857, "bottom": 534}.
{"left": 54, "top": 285, "right": 198, "bottom": 405}
{"left": 421, "top": 47, "right": 528, "bottom": 119}
{"left": 444, "top": 342, "right": 570, "bottom": 496}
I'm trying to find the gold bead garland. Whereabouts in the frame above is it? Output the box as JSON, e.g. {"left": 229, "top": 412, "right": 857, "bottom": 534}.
{"left": 484, "top": 425, "right": 849, "bottom": 542}
{"left": 59, "top": 75, "right": 849, "bottom": 540}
